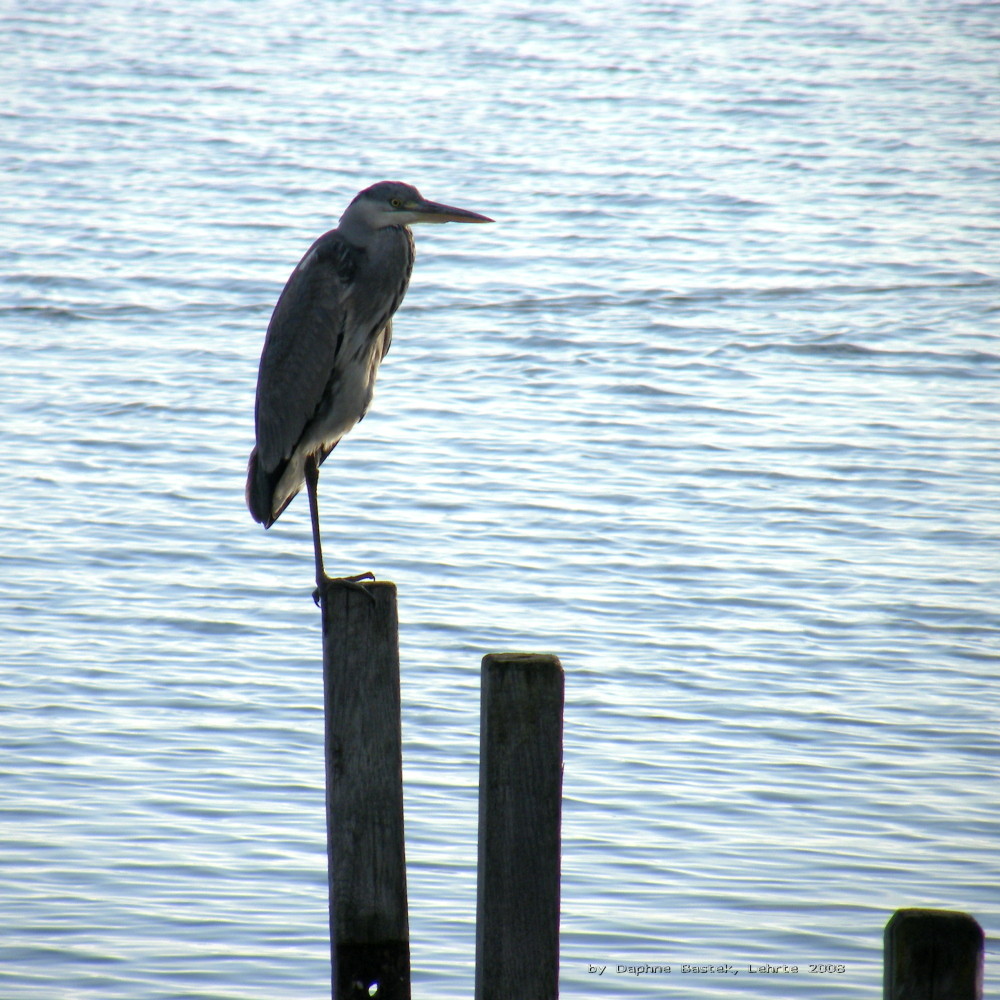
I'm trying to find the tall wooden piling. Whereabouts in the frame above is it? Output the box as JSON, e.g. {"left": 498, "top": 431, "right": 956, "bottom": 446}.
{"left": 475, "top": 653, "right": 564, "bottom": 1000}
{"left": 884, "top": 908, "right": 984, "bottom": 1000}
{"left": 321, "top": 581, "right": 410, "bottom": 1000}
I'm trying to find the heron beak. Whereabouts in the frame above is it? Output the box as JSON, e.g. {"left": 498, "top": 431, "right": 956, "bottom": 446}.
{"left": 408, "top": 198, "right": 494, "bottom": 224}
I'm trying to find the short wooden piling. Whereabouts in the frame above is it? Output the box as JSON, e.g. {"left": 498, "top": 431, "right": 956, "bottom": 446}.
{"left": 321, "top": 582, "right": 410, "bottom": 1000}
{"left": 475, "top": 653, "right": 564, "bottom": 1000}
{"left": 884, "top": 908, "right": 984, "bottom": 1000}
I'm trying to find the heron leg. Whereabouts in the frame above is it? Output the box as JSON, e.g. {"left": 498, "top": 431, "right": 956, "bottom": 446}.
{"left": 304, "top": 453, "right": 375, "bottom": 606}
{"left": 304, "top": 453, "right": 327, "bottom": 591}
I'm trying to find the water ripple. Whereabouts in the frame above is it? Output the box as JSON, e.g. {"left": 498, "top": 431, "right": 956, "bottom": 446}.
{"left": 2, "top": 1, "right": 999, "bottom": 998}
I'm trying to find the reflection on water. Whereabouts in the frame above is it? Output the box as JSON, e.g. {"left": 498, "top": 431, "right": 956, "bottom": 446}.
{"left": 2, "top": 1, "right": 998, "bottom": 997}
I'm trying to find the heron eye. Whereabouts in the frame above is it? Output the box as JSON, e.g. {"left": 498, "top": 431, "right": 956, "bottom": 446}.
{"left": 390, "top": 198, "right": 403, "bottom": 208}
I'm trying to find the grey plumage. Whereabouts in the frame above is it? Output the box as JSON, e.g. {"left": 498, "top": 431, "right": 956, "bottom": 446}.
{"left": 246, "top": 180, "right": 492, "bottom": 592}
{"left": 246, "top": 211, "right": 412, "bottom": 526}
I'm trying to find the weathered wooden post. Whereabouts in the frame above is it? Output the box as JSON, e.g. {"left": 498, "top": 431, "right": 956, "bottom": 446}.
{"left": 321, "top": 582, "right": 410, "bottom": 1000}
{"left": 475, "top": 653, "right": 564, "bottom": 1000}
{"left": 884, "top": 908, "right": 984, "bottom": 1000}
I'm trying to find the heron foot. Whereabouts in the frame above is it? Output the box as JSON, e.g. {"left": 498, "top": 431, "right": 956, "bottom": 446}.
{"left": 312, "top": 572, "right": 377, "bottom": 606}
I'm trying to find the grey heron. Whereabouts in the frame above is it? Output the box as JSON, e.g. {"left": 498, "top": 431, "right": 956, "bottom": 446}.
{"left": 246, "top": 180, "right": 493, "bottom": 600}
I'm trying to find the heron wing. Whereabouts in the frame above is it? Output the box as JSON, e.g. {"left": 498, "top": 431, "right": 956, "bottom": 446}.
{"left": 253, "top": 231, "right": 362, "bottom": 474}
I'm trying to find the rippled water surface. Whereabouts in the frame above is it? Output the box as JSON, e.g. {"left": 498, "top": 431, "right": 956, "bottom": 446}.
{"left": 2, "top": 1, "right": 999, "bottom": 997}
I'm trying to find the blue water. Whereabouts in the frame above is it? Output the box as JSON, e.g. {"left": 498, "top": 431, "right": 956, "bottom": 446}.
{"left": 2, "top": 1, "right": 999, "bottom": 997}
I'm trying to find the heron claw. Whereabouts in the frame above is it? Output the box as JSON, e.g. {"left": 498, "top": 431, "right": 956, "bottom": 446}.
{"left": 313, "top": 572, "right": 377, "bottom": 606}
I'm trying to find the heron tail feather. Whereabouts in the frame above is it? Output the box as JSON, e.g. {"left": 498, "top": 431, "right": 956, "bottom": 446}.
{"left": 246, "top": 448, "right": 281, "bottom": 528}
{"left": 246, "top": 441, "right": 340, "bottom": 529}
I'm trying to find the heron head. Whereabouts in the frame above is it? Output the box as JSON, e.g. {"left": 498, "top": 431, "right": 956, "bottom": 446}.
{"left": 343, "top": 181, "right": 493, "bottom": 231}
